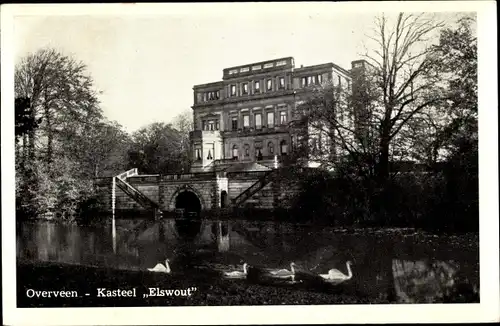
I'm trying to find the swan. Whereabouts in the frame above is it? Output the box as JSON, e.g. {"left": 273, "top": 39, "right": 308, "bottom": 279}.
{"left": 269, "top": 262, "right": 297, "bottom": 281}
{"left": 319, "top": 261, "right": 353, "bottom": 282}
{"left": 148, "top": 259, "right": 171, "bottom": 273}
{"left": 223, "top": 263, "right": 248, "bottom": 279}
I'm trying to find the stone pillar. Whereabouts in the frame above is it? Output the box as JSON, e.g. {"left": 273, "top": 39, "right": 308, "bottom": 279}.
{"left": 158, "top": 179, "right": 165, "bottom": 210}
{"left": 274, "top": 105, "right": 277, "bottom": 128}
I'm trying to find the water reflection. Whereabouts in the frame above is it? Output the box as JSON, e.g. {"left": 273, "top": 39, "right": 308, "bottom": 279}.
{"left": 392, "top": 259, "right": 479, "bottom": 303}
{"left": 16, "top": 219, "right": 479, "bottom": 303}
{"left": 175, "top": 218, "right": 202, "bottom": 240}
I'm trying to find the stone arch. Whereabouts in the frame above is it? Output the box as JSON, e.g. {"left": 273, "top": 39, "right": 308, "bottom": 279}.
{"left": 168, "top": 185, "right": 206, "bottom": 211}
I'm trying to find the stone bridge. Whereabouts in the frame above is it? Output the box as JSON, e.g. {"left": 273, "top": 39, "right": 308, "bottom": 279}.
{"left": 95, "top": 169, "right": 301, "bottom": 218}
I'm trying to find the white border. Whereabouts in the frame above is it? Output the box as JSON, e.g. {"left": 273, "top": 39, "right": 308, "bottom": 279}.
{"left": 2, "top": 2, "right": 498, "bottom": 325}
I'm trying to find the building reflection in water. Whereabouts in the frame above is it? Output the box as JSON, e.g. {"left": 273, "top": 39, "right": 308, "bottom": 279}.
{"left": 17, "top": 219, "right": 479, "bottom": 303}
{"left": 214, "top": 221, "right": 230, "bottom": 252}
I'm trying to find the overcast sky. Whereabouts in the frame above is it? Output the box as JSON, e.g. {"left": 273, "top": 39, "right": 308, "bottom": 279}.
{"left": 13, "top": 3, "right": 463, "bottom": 133}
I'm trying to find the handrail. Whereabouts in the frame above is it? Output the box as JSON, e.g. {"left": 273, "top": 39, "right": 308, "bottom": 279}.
{"left": 116, "top": 168, "right": 138, "bottom": 180}
{"left": 231, "top": 169, "right": 277, "bottom": 207}
{"left": 115, "top": 177, "right": 160, "bottom": 209}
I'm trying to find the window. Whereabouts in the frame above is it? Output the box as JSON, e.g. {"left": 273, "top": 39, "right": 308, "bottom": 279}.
{"left": 279, "top": 77, "right": 285, "bottom": 89}
{"left": 307, "top": 76, "right": 312, "bottom": 85}
{"left": 231, "top": 117, "right": 238, "bottom": 131}
{"left": 195, "top": 148, "right": 202, "bottom": 161}
{"left": 203, "top": 93, "right": 207, "bottom": 102}
{"left": 232, "top": 145, "right": 238, "bottom": 159}
{"left": 244, "top": 144, "right": 250, "bottom": 157}
{"left": 252, "top": 65, "right": 262, "bottom": 71}
{"left": 255, "top": 141, "right": 263, "bottom": 160}
{"left": 338, "top": 76, "right": 342, "bottom": 86}
{"left": 317, "top": 74, "right": 323, "bottom": 84}
{"left": 280, "top": 140, "right": 288, "bottom": 155}
{"left": 264, "top": 63, "right": 274, "bottom": 69}
{"left": 208, "top": 92, "right": 213, "bottom": 100}
{"left": 230, "top": 85, "right": 236, "bottom": 96}
{"left": 229, "top": 69, "right": 238, "bottom": 75}
{"left": 256, "top": 148, "right": 263, "bottom": 160}
{"left": 268, "top": 142, "right": 274, "bottom": 155}
{"left": 208, "top": 121, "right": 215, "bottom": 131}
{"left": 240, "top": 67, "right": 249, "bottom": 73}
{"left": 243, "top": 115, "right": 250, "bottom": 128}
{"left": 254, "top": 81, "right": 260, "bottom": 93}
{"left": 267, "top": 112, "right": 274, "bottom": 128}
{"left": 207, "top": 149, "right": 213, "bottom": 160}
{"left": 215, "top": 121, "right": 220, "bottom": 130}
{"left": 301, "top": 77, "right": 307, "bottom": 87}
{"left": 266, "top": 79, "right": 272, "bottom": 91}
{"left": 280, "top": 111, "right": 287, "bottom": 124}
{"left": 255, "top": 113, "right": 262, "bottom": 129}
{"left": 202, "top": 121, "right": 207, "bottom": 130}
{"left": 242, "top": 83, "right": 248, "bottom": 94}
{"left": 276, "top": 60, "right": 287, "bottom": 66}
{"left": 216, "top": 90, "right": 220, "bottom": 99}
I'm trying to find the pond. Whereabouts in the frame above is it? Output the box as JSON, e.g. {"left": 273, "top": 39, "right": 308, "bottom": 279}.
{"left": 16, "top": 218, "right": 479, "bottom": 303}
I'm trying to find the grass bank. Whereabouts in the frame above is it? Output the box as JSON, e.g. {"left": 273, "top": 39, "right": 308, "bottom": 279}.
{"left": 17, "top": 261, "right": 387, "bottom": 307}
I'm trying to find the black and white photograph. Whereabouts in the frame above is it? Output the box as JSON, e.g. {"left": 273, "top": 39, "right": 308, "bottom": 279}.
{"left": 1, "top": 2, "right": 498, "bottom": 325}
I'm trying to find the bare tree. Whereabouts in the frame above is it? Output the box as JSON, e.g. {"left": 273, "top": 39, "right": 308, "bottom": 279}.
{"left": 295, "top": 12, "right": 462, "bottom": 188}
{"left": 362, "top": 13, "right": 446, "bottom": 182}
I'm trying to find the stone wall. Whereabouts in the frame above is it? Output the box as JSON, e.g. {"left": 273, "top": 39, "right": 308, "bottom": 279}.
{"left": 93, "top": 171, "right": 302, "bottom": 214}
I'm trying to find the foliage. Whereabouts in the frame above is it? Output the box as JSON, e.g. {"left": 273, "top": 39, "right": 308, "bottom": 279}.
{"left": 127, "top": 122, "right": 188, "bottom": 174}
{"left": 15, "top": 48, "right": 130, "bottom": 221}
{"left": 15, "top": 97, "right": 42, "bottom": 140}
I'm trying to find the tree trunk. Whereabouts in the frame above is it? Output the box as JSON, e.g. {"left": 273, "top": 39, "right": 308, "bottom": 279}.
{"left": 28, "top": 129, "right": 36, "bottom": 161}
{"left": 22, "top": 133, "right": 27, "bottom": 166}
{"left": 377, "top": 135, "right": 390, "bottom": 184}
{"left": 44, "top": 105, "right": 53, "bottom": 165}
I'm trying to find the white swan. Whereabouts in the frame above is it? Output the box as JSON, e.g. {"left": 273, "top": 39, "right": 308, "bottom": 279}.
{"left": 320, "top": 261, "right": 353, "bottom": 282}
{"left": 269, "top": 262, "right": 296, "bottom": 281}
{"left": 223, "top": 263, "right": 248, "bottom": 279}
{"left": 148, "top": 259, "right": 171, "bottom": 273}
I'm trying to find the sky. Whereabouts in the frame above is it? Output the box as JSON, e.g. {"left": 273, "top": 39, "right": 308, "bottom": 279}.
{"left": 13, "top": 3, "right": 461, "bottom": 133}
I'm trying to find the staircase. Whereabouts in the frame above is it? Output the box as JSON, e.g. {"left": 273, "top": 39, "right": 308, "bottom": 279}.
{"left": 114, "top": 169, "right": 162, "bottom": 218}
{"left": 231, "top": 169, "right": 278, "bottom": 207}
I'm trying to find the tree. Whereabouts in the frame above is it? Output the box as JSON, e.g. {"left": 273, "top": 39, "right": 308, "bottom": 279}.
{"left": 15, "top": 97, "right": 42, "bottom": 169}
{"left": 15, "top": 48, "right": 106, "bottom": 219}
{"left": 127, "top": 122, "right": 186, "bottom": 174}
{"left": 69, "top": 120, "right": 131, "bottom": 178}
{"left": 362, "top": 13, "right": 446, "bottom": 182}
{"left": 171, "top": 110, "right": 194, "bottom": 172}
{"left": 292, "top": 14, "right": 478, "bottom": 230}
{"left": 15, "top": 48, "right": 102, "bottom": 165}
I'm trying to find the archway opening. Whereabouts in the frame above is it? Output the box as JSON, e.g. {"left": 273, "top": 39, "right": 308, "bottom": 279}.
{"left": 174, "top": 191, "right": 202, "bottom": 240}
{"left": 175, "top": 191, "right": 202, "bottom": 218}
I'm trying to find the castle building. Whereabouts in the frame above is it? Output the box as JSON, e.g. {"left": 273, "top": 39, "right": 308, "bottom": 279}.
{"left": 189, "top": 57, "right": 365, "bottom": 173}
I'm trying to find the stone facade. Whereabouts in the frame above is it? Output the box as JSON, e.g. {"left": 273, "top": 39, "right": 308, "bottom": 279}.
{"left": 189, "top": 57, "right": 357, "bottom": 172}
{"left": 95, "top": 169, "right": 303, "bottom": 215}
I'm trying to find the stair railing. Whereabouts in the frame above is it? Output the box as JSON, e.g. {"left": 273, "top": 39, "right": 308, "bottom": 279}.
{"left": 231, "top": 169, "right": 277, "bottom": 207}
